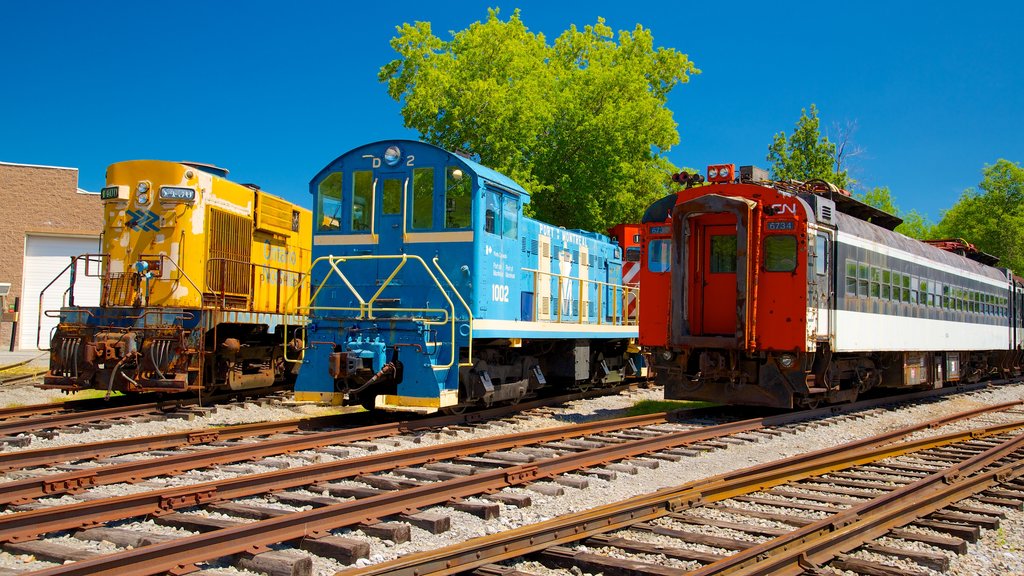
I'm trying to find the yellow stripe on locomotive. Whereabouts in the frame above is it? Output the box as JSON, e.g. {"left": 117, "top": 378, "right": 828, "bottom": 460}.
{"left": 44, "top": 160, "right": 311, "bottom": 394}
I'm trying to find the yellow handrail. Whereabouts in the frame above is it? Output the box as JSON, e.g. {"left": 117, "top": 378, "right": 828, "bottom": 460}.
{"left": 432, "top": 257, "right": 474, "bottom": 367}
{"left": 285, "top": 254, "right": 461, "bottom": 371}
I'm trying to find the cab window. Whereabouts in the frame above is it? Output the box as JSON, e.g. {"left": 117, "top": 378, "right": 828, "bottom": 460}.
{"left": 765, "top": 235, "right": 797, "bottom": 272}
{"left": 382, "top": 178, "right": 401, "bottom": 215}
{"left": 317, "top": 172, "right": 342, "bottom": 231}
{"left": 352, "top": 171, "right": 372, "bottom": 231}
{"left": 485, "top": 190, "right": 500, "bottom": 235}
{"left": 625, "top": 247, "right": 641, "bottom": 262}
{"left": 648, "top": 239, "right": 671, "bottom": 273}
{"left": 502, "top": 195, "right": 518, "bottom": 239}
{"left": 710, "top": 235, "right": 737, "bottom": 273}
{"left": 445, "top": 166, "right": 471, "bottom": 229}
{"left": 815, "top": 234, "right": 829, "bottom": 275}
{"left": 411, "top": 167, "right": 434, "bottom": 230}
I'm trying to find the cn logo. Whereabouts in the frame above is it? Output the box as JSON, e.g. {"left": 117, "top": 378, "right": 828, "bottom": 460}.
{"left": 126, "top": 209, "right": 160, "bottom": 232}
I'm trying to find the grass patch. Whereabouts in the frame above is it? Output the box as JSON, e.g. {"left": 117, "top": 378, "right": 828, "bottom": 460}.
{"left": 60, "top": 389, "right": 124, "bottom": 401}
{"left": 627, "top": 399, "right": 717, "bottom": 416}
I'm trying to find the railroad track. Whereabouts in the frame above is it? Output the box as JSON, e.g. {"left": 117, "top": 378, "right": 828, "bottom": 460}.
{"left": 0, "top": 386, "right": 293, "bottom": 441}
{"left": 365, "top": 413, "right": 1024, "bottom": 576}
{"left": 0, "top": 385, "right": 1017, "bottom": 575}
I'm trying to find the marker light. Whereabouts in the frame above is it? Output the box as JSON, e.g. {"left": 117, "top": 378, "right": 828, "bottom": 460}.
{"left": 707, "top": 164, "right": 736, "bottom": 183}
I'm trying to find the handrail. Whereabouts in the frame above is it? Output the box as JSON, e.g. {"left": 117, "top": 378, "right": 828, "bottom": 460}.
{"left": 37, "top": 259, "right": 75, "bottom": 350}
{"left": 432, "top": 256, "right": 474, "bottom": 367}
{"left": 522, "top": 267, "right": 639, "bottom": 326}
{"left": 205, "top": 257, "right": 307, "bottom": 313}
{"left": 290, "top": 254, "right": 461, "bottom": 371}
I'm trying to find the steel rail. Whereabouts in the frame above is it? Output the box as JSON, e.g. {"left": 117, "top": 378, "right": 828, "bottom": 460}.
{"left": 0, "top": 386, "right": 292, "bottom": 436}
{"left": 0, "top": 399, "right": 675, "bottom": 505}
{"left": 0, "top": 370, "right": 48, "bottom": 387}
{"left": 0, "top": 408, "right": 715, "bottom": 542}
{"left": 0, "top": 401, "right": 66, "bottom": 420}
{"left": 0, "top": 384, "right": 640, "bottom": 478}
{"left": 1, "top": 390, "right": 1005, "bottom": 527}
{"left": 0, "top": 403, "right": 171, "bottom": 436}
{"left": 693, "top": 431, "right": 1024, "bottom": 576}
{"left": 21, "top": 401, "right": 1023, "bottom": 576}
{"left": 336, "top": 408, "right": 1024, "bottom": 576}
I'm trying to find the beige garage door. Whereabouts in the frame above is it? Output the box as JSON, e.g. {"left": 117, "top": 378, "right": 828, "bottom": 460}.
{"left": 19, "top": 234, "right": 101, "bottom": 350}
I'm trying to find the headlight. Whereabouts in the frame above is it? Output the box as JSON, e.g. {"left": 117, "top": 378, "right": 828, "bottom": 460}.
{"left": 659, "top": 349, "right": 676, "bottom": 361}
{"left": 708, "top": 168, "right": 718, "bottom": 179}
{"left": 778, "top": 354, "right": 796, "bottom": 368}
{"left": 159, "top": 186, "right": 196, "bottom": 202}
{"left": 384, "top": 145, "right": 402, "bottom": 166}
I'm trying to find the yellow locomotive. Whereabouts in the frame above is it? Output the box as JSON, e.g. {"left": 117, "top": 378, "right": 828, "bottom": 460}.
{"left": 43, "top": 160, "right": 311, "bottom": 395}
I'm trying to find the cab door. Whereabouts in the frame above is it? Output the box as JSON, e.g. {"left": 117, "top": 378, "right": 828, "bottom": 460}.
{"left": 692, "top": 217, "right": 738, "bottom": 335}
{"left": 375, "top": 173, "right": 407, "bottom": 256}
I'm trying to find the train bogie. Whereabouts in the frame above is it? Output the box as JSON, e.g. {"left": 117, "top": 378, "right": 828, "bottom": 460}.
{"left": 295, "top": 140, "right": 641, "bottom": 412}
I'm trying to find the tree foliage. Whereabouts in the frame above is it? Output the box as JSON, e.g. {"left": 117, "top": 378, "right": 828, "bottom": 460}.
{"left": 766, "top": 105, "right": 850, "bottom": 190}
{"left": 933, "top": 159, "right": 1024, "bottom": 272}
{"left": 856, "top": 186, "right": 934, "bottom": 239}
{"left": 379, "top": 9, "right": 698, "bottom": 231}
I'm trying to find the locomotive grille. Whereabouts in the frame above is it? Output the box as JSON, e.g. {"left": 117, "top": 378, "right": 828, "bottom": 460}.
{"left": 821, "top": 205, "right": 833, "bottom": 221}
{"left": 206, "top": 208, "right": 253, "bottom": 300}
{"left": 256, "top": 193, "right": 298, "bottom": 233}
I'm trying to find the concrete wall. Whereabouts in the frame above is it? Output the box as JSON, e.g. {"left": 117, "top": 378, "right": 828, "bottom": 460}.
{"left": 0, "top": 162, "right": 102, "bottom": 349}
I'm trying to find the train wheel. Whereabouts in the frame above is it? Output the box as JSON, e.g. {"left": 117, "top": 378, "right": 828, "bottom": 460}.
{"left": 442, "top": 404, "right": 468, "bottom": 415}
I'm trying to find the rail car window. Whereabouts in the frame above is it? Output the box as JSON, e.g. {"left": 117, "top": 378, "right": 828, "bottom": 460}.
{"left": 625, "top": 247, "right": 641, "bottom": 262}
{"left": 352, "top": 171, "right": 373, "bottom": 231}
{"left": 870, "top": 267, "right": 881, "bottom": 298}
{"left": 814, "top": 235, "right": 828, "bottom": 275}
{"left": 445, "top": 167, "right": 471, "bottom": 229}
{"left": 382, "top": 179, "right": 401, "bottom": 215}
{"left": 502, "top": 195, "right": 518, "bottom": 239}
{"left": 648, "top": 239, "right": 671, "bottom": 273}
{"left": 845, "top": 260, "right": 857, "bottom": 295}
{"left": 710, "top": 235, "right": 737, "bottom": 273}
{"left": 411, "top": 168, "right": 434, "bottom": 230}
{"left": 318, "top": 172, "right": 343, "bottom": 231}
{"left": 764, "top": 236, "right": 797, "bottom": 272}
{"left": 485, "top": 191, "right": 500, "bottom": 235}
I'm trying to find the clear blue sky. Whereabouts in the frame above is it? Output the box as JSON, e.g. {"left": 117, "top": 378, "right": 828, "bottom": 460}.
{"left": 2, "top": 1, "right": 1021, "bottom": 223}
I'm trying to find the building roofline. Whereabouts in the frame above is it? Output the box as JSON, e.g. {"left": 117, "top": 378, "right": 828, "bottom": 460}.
{"left": 0, "top": 160, "right": 77, "bottom": 171}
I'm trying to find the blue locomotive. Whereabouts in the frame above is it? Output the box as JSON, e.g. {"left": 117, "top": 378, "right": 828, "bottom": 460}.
{"left": 292, "top": 140, "right": 641, "bottom": 412}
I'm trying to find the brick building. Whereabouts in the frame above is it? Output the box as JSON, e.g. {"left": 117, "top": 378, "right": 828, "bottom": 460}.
{"left": 0, "top": 161, "right": 102, "bottom": 350}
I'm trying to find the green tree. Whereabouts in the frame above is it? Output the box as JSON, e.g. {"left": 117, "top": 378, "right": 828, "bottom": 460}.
{"left": 856, "top": 186, "right": 934, "bottom": 239}
{"left": 766, "top": 105, "right": 850, "bottom": 190}
{"left": 379, "top": 9, "right": 698, "bottom": 231}
{"left": 933, "top": 159, "right": 1024, "bottom": 272}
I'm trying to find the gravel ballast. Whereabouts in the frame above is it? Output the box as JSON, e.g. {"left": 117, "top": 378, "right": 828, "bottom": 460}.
{"left": 1, "top": 384, "right": 1023, "bottom": 575}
